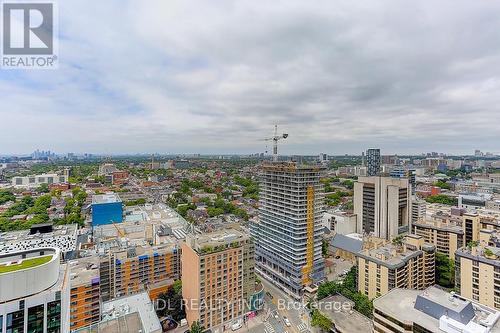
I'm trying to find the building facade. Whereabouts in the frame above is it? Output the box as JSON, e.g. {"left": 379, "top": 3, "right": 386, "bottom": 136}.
{"left": 182, "top": 228, "right": 255, "bottom": 331}
{"left": 68, "top": 258, "right": 100, "bottom": 331}
{"left": 91, "top": 194, "right": 123, "bottom": 226}
{"left": 357, "top": 235, "right": 435, "bottom": 299}
{"left": 455, "top": 245, "right": 500, "bottom": 310}
{"left": 252, "top": 162, "right": 325, "bottom": 296}
{"left": 373, "top": 286, "right": 500, "bottom": 333}
{"left": 11, "top": 173, "right": 68, "bottom": 189}
{"left": 366, "top": 148, "right": 381, "bottom": 176}
{"left": 354, "top": 176, "right": 411, "bottom": 240}
{"left": 99, "top": 244, "right": 181, "bottom": 301}
{"left": 412, "top": 215, "right": 464, "bottom": 260}
{"left": 0, "top": 247, "right": 70, "bottom": 333}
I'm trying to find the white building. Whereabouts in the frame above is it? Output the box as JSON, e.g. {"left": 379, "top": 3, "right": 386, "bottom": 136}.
{"left": 0, "top": 224, "right": 78, "bottom": 257}
{"left": 373, "top": 286, "right": 500, "bottom": 333}
{"left": 11, "top": 173, "right": 68, "bottom": 188}
{"left": 322, "top": 210, "right": 357, "bottom": 235}
{"left": 76, "top": 292, "right": 162, "bottom": 333}
{"left": 0, "top": 247, "right": 70, "bottom": 333}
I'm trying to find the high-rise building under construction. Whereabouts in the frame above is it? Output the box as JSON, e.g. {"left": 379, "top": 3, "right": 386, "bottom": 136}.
{"left": 251, "top": 161, "right": 325, "bottom": 296}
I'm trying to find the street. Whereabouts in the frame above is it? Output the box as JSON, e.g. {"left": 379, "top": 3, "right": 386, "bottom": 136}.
{"left": 242, "top": 276, "right": 311, "bottom": 333}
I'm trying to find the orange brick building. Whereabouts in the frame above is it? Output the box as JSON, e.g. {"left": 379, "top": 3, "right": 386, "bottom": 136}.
{"left": 99, "top": 244, "right": 181, "bottom": 301}
{"left": 182, "top": 228, "right": 255, "bottom": 331}
{"left": 69, "top": 258, "right": 101, "bottom": 331}
{"left": 112, "top": 171, "right": 129, "bottom": 185}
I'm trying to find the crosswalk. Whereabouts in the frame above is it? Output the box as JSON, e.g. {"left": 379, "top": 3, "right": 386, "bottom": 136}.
{"left": 297, "top": 323, "right": 308, "bottom": 332}
{"left": 264, "top": 322, "right": 275, "bottom": 333}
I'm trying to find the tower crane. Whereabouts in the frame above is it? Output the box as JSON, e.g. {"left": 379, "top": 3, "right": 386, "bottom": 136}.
{"left": 262, "top": 125, "right": 288, "bottom": 162}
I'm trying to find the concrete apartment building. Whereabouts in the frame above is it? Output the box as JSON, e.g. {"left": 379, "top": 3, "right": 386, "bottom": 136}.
{"left": 182, "top": 228, "right": 255, "bottom": 332}
{"left": 354, "top": 176, "right": 411, "bottom": 240}
{"left": 455, "top": 245, "right": 500, "bottom": 310}
{"left": 0, "top": 247, "right": 70, "bottom": 333}
{"left": 357, "top": 234, "right": 435, "bottom": 299}
{"left": 99, "top": 243, "right": 181, "bottom": 301}
{"left": 252, "top": 162, "right": 325, "bottom": 297}
{"left": 412, "top": 213, "right": 465, "bottom": 259}
{"left": 373, "top": 286, "right": 500, "bottom": 333}
{"left": 411, "top": 199, "right": 426, "bottom": 224}
{"left": 366, "top": 148, "right": 381, "bottom": 176}
{"left": 68, "top": 257, "right": 101, "bottom": 331}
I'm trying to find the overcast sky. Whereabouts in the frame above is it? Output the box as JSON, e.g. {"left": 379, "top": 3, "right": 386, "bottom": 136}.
{"left": 1, "top": 0, "right": 500, "bottom": 156}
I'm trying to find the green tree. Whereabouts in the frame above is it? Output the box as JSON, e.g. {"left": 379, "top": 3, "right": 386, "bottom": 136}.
{"left": 156, "top": 280, "right": 186, "bottom": 322}
{"left": 36, "top": 183, "right": 50, "bottom": 193}
{"left": 0, "top": 190, "right": 15, "bottom": 205}
{"left": 322, "top": 239, "right": 329, "bottom": 257}
{"left": 341, "top": 180, "right": 354, "bottom": 190}
{"left": 311, "top": 309, "right": 333, "bottom": 332}
{"left": 188, "top": 321, "right": 204, "bottom": 333}
{"left": 435, "top": 252, "right": 454, "bottom": 288}
{"left": 425, "top": 195, "right": 457, "bottom": 206}
{"left": 434, "top": 181, "right": 451, "bottom": 190}
{"left": 316, "top": 266, "right": 372, "bottom": 318}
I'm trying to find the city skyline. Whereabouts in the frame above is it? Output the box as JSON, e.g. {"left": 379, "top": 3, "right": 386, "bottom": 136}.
{"left": 2, "top": 1, "right": 500, "bottom": 155}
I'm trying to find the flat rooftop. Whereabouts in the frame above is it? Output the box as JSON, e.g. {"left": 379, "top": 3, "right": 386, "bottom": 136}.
{"left": 0, "top": 224, "right": 77, "bottom": 243}
{"left": 68, "top": 256, "right": 100, "bottom": 286}
{"left": 186, "top": 227, "right": 250, "bottom": 253}
{"left": 357, "top": 241, "right": 430, "bottom": 269}
{"left": 101, "top": 292, "right": 161, "bottom": 333}
{"left": 92, "top": 193, "right": 122, "bottom": 204}
{"left": 374, "top": 287, "right": 500, "bottom": 333}
{"left": 74, "top": 312, "right": 143, "bottom": 333}
{"left": 318, "top": 294, "right": 373, "bottom": 332}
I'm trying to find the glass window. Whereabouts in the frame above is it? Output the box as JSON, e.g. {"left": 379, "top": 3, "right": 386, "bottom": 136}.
{"left": 47, "top": 301, "right": 61, "bottom": 333}
{"left": 27, "top": 305, "right": 44, "bottom": 333}
{"left": 6, "top": 310, "right": 24, "bottom": 333}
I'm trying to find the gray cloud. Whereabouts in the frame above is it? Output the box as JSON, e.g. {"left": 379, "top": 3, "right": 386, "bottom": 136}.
{"left": 1, "top": 0, "right": 500, "bottom": 155}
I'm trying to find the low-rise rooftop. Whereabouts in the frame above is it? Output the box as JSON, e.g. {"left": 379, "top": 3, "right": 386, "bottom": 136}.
{"left": 374, "top": 286, "right": 500, "bottom": 333}
{"left": 68, "top": 256, "right": 100, "bottom": 286}
{"left": 186, "top": 227, "right": 250, "bottom": 254}
{"left": 318, "top": 294, "right": 373, "bottom": 332}
{"left": 92, "top": 193, "right": 122, "bottom": 204}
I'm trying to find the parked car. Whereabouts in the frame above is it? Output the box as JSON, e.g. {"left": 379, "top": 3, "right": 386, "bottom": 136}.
{"left": 231, "top": 319, "right": 243, "bottom": 331}
{"left": 283, "top": 317, "right": 291, "bottom": 327}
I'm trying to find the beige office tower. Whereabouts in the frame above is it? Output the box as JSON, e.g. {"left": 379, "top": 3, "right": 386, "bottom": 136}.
{"left": 354, "top": 176, "right": 411, "bottom": 240}
{"left": 182, "top": 228, "right": 255, "bottom": 331}
{"left": 455, "top": 245, "right": 500, "bottom": 310}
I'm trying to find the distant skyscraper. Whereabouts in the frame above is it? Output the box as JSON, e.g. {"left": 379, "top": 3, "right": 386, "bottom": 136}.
{"left": 252, "top": 162, "right": 325, "bottom": 297}
{"left": 366, "top": 148, "right": 380, "bottom": 176}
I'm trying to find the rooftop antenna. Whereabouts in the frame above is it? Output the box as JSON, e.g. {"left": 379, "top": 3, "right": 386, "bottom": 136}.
{"left": 261, "top": 125, "right": 288, "bottom": 162}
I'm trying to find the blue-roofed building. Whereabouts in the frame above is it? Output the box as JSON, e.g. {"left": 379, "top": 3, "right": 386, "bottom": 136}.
{"left": 91, "top": 194, "right": 123, "bottom": 226}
